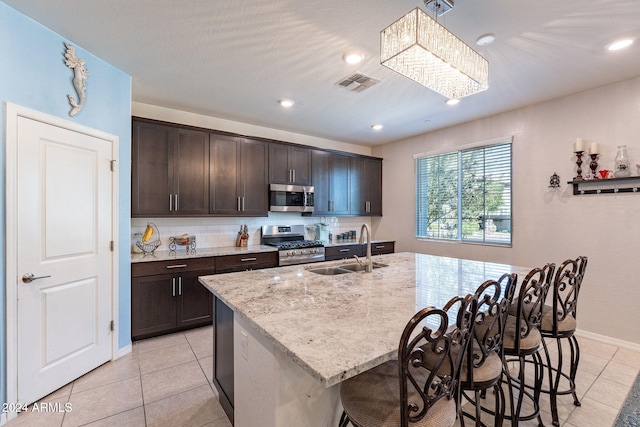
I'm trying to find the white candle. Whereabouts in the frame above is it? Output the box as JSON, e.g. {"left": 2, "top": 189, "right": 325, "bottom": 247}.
{"left": 574, "top": 138, "right": 584, "bottom": 152}
{"left": 589, "top": 142, "right": 599, "bottom": 155}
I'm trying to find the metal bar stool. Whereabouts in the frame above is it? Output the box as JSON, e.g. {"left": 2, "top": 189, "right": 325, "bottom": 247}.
{"left": 539, "top": 256, "right": 588, "bottom": 426}
{"left": 339, "top": 294, "right": 478, "bottom": 427}
{"left": 458, "top": 273, "right": 517, "bottom": 427}
{"left": 502, "top": 263, "right": 555, "bottom": 427}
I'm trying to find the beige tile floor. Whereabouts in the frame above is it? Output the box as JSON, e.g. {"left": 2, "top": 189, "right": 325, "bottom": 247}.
{"left": 5, "top": 328, "right": 640, "bottom": 427}
{"left": 5, "top": 325, "right": 231, "bottom": 427}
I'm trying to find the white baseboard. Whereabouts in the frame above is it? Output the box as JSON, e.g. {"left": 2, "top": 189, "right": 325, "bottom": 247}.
{"left": 576, "top": 329, "right": 640, "bottom": 352}
{"left": 115, "top": 343, "right": 133, "bottom": 360}
{"left": 1, "top": 412, "right": 9, "bottom": 426}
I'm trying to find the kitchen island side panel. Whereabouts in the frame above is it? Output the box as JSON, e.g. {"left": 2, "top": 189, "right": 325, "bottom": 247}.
{"left": 233, "top": 313, "right": 342, "bottom": 427}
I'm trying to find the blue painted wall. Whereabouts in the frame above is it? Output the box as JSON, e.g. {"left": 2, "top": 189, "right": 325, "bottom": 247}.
{"left": 0, "top": 2, "right": 132, "bottom": 408}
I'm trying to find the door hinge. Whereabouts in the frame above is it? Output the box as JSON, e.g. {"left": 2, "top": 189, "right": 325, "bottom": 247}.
{"left": 110, "top": 159, "right": 116, "bottom": 171}
{"left": 110, "top": 320, "right": 114, "bottom": 331}
{"left": 110, "top": 241, "right": 114, "bottom": 251}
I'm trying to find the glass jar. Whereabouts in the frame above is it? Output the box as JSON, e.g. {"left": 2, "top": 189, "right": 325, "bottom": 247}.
{"left": 615, "top": 145, "right": 631, "bottom": 177}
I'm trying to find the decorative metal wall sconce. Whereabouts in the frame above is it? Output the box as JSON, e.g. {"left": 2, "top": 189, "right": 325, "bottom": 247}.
{"left": 64, "top": 43, "right": 88, "bottom": 116}
{"left": 549, "top": 172, "right": 561, "bottom": 188}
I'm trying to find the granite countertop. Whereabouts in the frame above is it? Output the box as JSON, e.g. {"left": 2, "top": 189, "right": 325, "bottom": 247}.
{"left": 131, "top": 245, "right": 277, "bottom": 263}
{"left": 198, "top": 252, "right": 531, "bottom": 387}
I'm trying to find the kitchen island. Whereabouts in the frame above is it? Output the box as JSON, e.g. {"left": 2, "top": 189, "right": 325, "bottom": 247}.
{"left": 199, "top": 252, "right": 531, "bottom": 427}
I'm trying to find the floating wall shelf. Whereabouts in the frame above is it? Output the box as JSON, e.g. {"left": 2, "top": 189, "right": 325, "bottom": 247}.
{"left": 568, "top": 176, "right": 640, "bottom": 195}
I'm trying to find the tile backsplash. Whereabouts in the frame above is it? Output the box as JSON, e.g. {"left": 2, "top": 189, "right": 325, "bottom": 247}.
{"left": 131, "top": 213, "right": 372, "bottom": 253}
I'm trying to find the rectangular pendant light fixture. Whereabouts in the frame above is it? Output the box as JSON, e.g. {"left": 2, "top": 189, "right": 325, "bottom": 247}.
{"left": 380, "top": 7, "right": 489, "bottom": 100}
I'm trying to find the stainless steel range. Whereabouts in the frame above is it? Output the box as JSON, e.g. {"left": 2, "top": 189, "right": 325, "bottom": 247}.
{"left": 261, "top": 225, "right": 325, "bottom": 266}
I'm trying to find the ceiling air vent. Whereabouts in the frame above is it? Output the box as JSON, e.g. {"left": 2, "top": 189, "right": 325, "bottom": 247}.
{"left": 336, "top": 73, "right": 380, "bottom": 93}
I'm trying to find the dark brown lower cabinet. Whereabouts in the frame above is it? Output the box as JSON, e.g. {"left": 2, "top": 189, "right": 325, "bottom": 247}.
{"left": 131, "top": 258, "right": 215, "bottom": 340}
{"left": 213, "top": 297, "right": 234, "bottom": 423}
{"left": 324, "top": 241, "right": 395, "bottom": 261}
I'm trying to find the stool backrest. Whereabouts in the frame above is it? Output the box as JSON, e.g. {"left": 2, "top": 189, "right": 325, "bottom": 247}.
{"left": 512, "top": 263, "right": 556, "bottom": 352}
{"left": 399, "top": 294, "right": 478, "bottom": 426}
{"left": 550, "top": 256, "right": 588, "bottom": 333}
{"left": 465, "top": 273, "right": 517, "bottom": 379}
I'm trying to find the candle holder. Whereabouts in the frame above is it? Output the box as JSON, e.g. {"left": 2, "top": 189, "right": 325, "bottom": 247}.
{"left": 589, "top": 153, "right": 599, "bottom": 178}
{"left": 574, "top": 151, "right": 584, "bottom": 181}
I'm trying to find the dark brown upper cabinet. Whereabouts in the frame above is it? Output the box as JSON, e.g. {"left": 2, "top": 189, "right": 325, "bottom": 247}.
{"left": 311, "top": 150, "right": 351, "bottom": 215}
{"left": 210, "top": 134, "right": 268, "bottom": 216}
{"left": 349, "top": 157, "right": 382, "bottom": 216}
{"left": 132, "top": 119, "right": 209, "bottom": 217}
{"left": 269, "top": 142, "right": 312, "bottom": 186}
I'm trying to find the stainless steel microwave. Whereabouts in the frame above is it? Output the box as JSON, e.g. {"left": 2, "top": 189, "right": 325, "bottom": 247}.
{"left": 269, "top": 184, "right": 314, "bottom": 212}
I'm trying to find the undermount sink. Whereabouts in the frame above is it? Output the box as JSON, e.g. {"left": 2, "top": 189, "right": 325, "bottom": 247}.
{"left": 307, "top": 262, "right": 388, "bottom": 275}
{"left": 338, "top": 262, "right": 388, "bottom": 272}
{"left": 306, "top": 266, "right": 353, "bottom": 275}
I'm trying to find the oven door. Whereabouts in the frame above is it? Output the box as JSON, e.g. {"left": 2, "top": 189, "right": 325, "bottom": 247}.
{"left": 269, "top": 184, "right": 314, "bottom": 213}
{"left": 278, "top": 247, "right": 325, "bottom": 266}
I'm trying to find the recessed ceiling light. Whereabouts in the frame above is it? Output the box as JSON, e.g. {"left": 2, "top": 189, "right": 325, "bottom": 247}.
{"left": 371, "top": 124, "right": 383, "bottom": 131}
{"left": 476, "top": 33, "right": 496, "bottom": 46}
{"left": 606, "top": 38, "right": 634, "bottom": 51}
{"left": 278, "top": 99, "right": 294, "bottom": 108}
{"left": 446, "top": 98, "right": 460, "bottom": 105}
{"left": 343, "top": 51, "right": 365, "bottom": 64}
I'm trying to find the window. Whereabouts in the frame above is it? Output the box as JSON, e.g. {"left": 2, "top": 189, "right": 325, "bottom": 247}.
{"left": 415, "top": 142, "right": 512, "bottom": 245}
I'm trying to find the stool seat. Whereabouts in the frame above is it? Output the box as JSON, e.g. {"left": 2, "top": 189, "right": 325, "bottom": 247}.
{"left": 540, "top": 305, "right": 576, "bottom": 334}
{"left": 503, "top": 314, "right": 542, "bottom": 353}
{"left": 340, "top": 360, "right": 457, "bottom": 427}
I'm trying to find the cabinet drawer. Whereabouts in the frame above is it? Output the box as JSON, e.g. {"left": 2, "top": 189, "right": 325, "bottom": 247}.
{"left": 215, "top": 251, "right": 278, "bottom": 273}
{"left": 371, "top": 241, "right": 395, "bottom": 255}
{"left": 132, "top": 256, "right": 216, "bottom": 277}
{"left": 325, "top": 244, "right": 363, "bottom": 261}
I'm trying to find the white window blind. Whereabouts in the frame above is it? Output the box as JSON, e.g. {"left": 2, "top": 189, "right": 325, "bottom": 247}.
{"left": 416, "top": 142, "right": 512, "bottom": 245}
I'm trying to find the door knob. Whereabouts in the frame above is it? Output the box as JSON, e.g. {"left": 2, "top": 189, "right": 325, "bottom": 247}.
{"left": 22, "top": 272, "right": 51, "bottom": 283}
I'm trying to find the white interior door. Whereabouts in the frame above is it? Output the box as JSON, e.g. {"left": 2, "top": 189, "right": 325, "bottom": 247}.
{"left": 15, "top": 115, "right": 114, "bottom": 404}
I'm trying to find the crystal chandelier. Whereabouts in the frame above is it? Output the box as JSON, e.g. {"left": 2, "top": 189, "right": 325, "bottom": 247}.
{"left": 380, "top": 3, "right": 489, "bottom": 100}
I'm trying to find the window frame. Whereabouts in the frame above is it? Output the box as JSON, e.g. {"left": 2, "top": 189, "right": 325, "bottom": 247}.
{"left": 415, "top": 139, "right": 512, "bottom": 246}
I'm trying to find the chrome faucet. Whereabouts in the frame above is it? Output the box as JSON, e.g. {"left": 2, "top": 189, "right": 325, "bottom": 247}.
{"left": 358, "top": 223, "right": 372, "bottom": 273}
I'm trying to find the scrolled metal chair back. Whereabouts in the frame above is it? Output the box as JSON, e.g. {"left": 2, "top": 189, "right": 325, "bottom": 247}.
{"left": 465, "top": 273, "right": 517, "bottom": 377}
{"left": 512, "top": 263, "right": 555, "bottom": 352}
{"left": 399, "top": 294, "right": 478, "bottom": 426}
{"left": 551, "top": 256, "right": 588, "bottom": 334}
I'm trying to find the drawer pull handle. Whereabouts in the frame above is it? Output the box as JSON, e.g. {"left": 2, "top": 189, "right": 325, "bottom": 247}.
{"left": 241, "top": 257, "right": 257, "bottom": 262}
{"left": 375, "top": 245, "right": 385, "bottom": 249}
{"left": 339, "top": 249, "right": 350, "bottom": 252}
{"left": 166, "top": 264, "right": 188, "bottom": 269}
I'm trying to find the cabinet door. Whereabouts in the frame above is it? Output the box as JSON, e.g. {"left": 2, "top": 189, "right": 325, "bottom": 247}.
{"left": 210, "top": 134, "right": 240, "bottom": 214}
{"left": 175, "top": 129, "right": 210, "bottom": 215}
{"left": 330, "top": 153, "right": 351, "bottom": 215}
{"left": 132, "top": 120, "right": 173, "bottom": 216}
{"left": 131, "top": 273, "right": 177, "bottom": 339}
{"left": 289, "top": 146, "right": 312, "bottom": 186}
{"left": 268, "top": 143, "right": 291, "bottom": 184}
{"left": 240, "top": 139, "right": 268, "bottom": 216}
{"left": 364, "top": 158, "right": 383, "bottom": 216}
{"left": 176, "top": 270, "right": 213, "bottom": 328}
{"left": 349, "top": 157, "right": 366, "bottom": 215}
{"left": 311, "top": 150, "right": 331, "bottom": 215}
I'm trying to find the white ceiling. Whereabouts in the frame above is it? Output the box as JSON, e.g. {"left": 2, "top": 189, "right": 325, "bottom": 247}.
{"left": 5, "top": 0, "right": 640, "bottom": 146}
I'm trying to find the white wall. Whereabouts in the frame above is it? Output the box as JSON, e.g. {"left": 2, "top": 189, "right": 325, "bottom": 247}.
{"left": 372, "top": 76, "right": 640, "bottom": 346}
